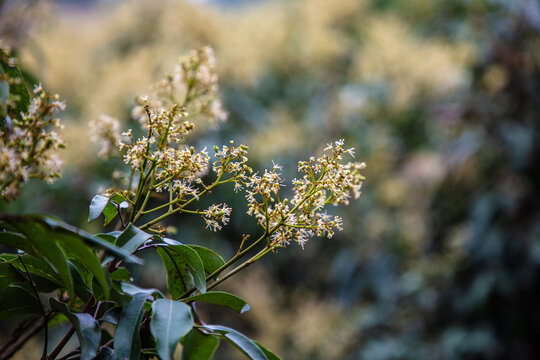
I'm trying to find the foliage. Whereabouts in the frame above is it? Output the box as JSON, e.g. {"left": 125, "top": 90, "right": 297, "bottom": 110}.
{"left": 0, "top": 45, "right": 365, "bottom": 360}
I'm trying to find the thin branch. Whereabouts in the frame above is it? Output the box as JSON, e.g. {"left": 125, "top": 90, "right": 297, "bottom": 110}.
{"left": 0, "top": 316, "right": 48, "bottom": 360}
{"left": 18, "top": 255, "right": 48, "bottom": 360}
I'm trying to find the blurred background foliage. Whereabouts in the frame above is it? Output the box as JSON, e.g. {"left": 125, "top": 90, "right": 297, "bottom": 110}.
{"left": 2, "top": 0, "right": 540, "bottom": 359}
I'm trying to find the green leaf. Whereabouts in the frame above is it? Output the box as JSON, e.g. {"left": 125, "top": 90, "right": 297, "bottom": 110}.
{"left": 120, "top": 282, "right": 164, "bottom": 299}
{"left": 0, "top": 215, "right": 143, "bottom": 265}
{"left": 114, "top": 292, "right": 149, "bottom": 360}
{"left": 253, "top": 341, "right": 281, "bottom": 360}
{"left": 10, "top": 221, "right": 74, "bottom": 297}
{"left": 56, "top": 232, "right": 110, "bottom": 299}
{"left": 181, "top": 329, "right": 220, "bottom": 360}
{"left": 150, "top": 299, "right": 194, "bottom": 360}
{"left": 8, "top": 254, "right": 63, "bottom": 286}
{"left": 158, "top": 247, "right": 194, "bottom": 298}
{"left": 50, "top": 299, "right": 101, "bottom": 360}
{"left": 204, "top": 325, "right": 267, "bottom": 360}
{"left": 0, "top": 230, "right": 35, "bottom": 254}
{"left": 168, "top": 245, "right": 206, "bottom": 293}
{"left": 115, "top": 223, "right": 152, "bottom": 254}
{"left": 0, "top": 261, "right": 25, "bottom": 288}
{"left": 185, "top": 291, "right": 250, "bottom": 313}
{"left": 189, "top": 246, "right": 225, "bottom": 275}
{"left": 111, "top": 267, "right": 131, "bottom": 282}
{"left": 0, "top": 285, "right": 40, "bottom": 319}
{"left": 38, "top": 215, "right": 142, "bottom": 264}
{"left": 88, "top": 195, "right": 110, "bottom": 223}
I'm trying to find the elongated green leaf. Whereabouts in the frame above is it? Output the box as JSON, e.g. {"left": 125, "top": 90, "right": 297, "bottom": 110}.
{"left": 158, "top": 247, "right": 194, "bottom": 298}
{"left": 50, "top": 298, "right": 101, "bottom": 360}
{"left": 10, "top": 221, "right": 74, "bottom": 297}
{"left": 204, "top": 325, "right": 267, "bottom": 360}
{"left": 254, "top": 341, "right": 281, "bottom": 360}
{"left": 0, "top": 261, "right": 25, "bottom": 288}
{"left": 114, "top": 292, "right": 149, "bottom": 360}
{"left": 150, "top": 299, "right": 194, "bottom": 360}
{"left": 57, "top": 232, "right": 109, "bottom": 299}
{"left": 0, "top": 230, "right": 35, "bottom": 254}
{"left": 39, "top": 216, "right": 142, "bottom": 264}
{"left": 168, "top": 245, "right": 206, "bottom": 293}
{"left": 0, "top": 215, "right": 143, "bottom": 264}
{"left": 115, "top": 224, "right": 151, "bottom": 254}
{"left": 185, "top": 291, "right": 250, "bottom": 313}
{"left": 8, "top": 254, "right": 63, "bottom": 286}
{"left": 189, "top": 246, "right": 225, "bottom": 275}
{"left": 0, "top": 285, "right": 40, "bottom": 319}
{"left": 181, "top": 329, "right": 220, "bottom": 360}
{"left": 88, "top": 195, "right": 110, "bottom": 223}
{"left": 120, "top": 282, "right": 164, "bottom": 299}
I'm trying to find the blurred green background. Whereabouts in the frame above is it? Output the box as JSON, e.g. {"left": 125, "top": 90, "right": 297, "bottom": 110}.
{"left": 2, "top": 0, "right": 540, "bottom": 359}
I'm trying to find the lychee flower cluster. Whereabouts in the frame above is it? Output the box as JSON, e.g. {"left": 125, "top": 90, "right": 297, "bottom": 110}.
{"left": 1, "top": 84, "right": 65, "bottom": 200}
{"left": 131, "top": 46, "right": 227, "bottom": 128}
{"left": 88, "top": 114, "right": 120, "bottom": 159}
{"left": 203, "top": 203, "right": 232, "bottom": 231}
{"left": 245, "top": 140, "right": 365, "bottom": 248}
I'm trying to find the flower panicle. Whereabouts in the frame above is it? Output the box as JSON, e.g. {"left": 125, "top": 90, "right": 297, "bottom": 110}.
{"left": 245, "top": 140, "right": 365, "bottom": 248}
{"left": 1, "top": 84, "right": 65, "bottom": 200}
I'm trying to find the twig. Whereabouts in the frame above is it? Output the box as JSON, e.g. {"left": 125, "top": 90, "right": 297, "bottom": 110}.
{"left": 0, "top": 315, "right": 39, "bottom": 355}
{"left": 18, "top": 255, "right": 49, "bottom": 360}
{"left": 0, "top": 317, "right": 48, "bottom": 360}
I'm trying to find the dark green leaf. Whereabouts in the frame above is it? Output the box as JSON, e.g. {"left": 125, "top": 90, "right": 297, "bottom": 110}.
{"left": 168, "top": 245, "right": 206, "bottom": 293}
{"left": 185, "top": 291, "right": 250, "bottom": 313}
{"left": 0, "top": 261, "right": 25, "bottom": 288}
{"left": 120, "top": 282, "right": 164, "bottom": 299}
{"left": 101, "top": 307, "right": 121, "bottom": 325}
{"left": 0, "top": 215, "right": 143, "bottom": 265}
{"left": 111, "top": 267, "right": 131, "bottom": 282}
{"left": 69, "top": 262, "right": 93, "bottom": 302}
{"left": 8, "top": 254, "right": 63, "bottom": 286}
{"left": 254, "top": 341, "right": 281, "bottom": 360}
{"left": 150, "top": 299, "right": 194, "bottom": 360}
{"left": 57, "top": 232, "right": 109, "bottom": 299}
{"left": 182, "top": 329, "right": 220, "bottom": 360}
{"left": 50, "top": 299, "right": 101, "bottom": 360}
{"left": 189, "top": 246, "right": 226, "bottom": 275}
{"left": 10, "top": 221, "right": 74, "bottom": 297}
{"left": 204, "top": 325, "right": 267, "bottom": 360}
{"left": 95, "top": 346, "right": 114, "bottom": 360}
{"left": 158, "top": 247, "right": 194, "bottom": 298}
{"left": 0, "top": 285, "right": 40, "bottom": 319}
{"left": 39, "top": 216, "right": 143, "bottom": 264}
{"left": 0, "top": 230, "right": 35, "bottom": 254}
{"left": 114, "top": 292, "right": 149, "bottom": 360}
{"left": 115, "top": 223, "right": 151, "bottom": 254}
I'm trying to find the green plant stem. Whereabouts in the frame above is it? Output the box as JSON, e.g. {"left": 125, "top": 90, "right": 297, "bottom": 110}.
{"left": 206, "top": 246, "right": 276, "bottom": 292}
{"left": 138, "top": 177, "right": 225, "bottom": 230}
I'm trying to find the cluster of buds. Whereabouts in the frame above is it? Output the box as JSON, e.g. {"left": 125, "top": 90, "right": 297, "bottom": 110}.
{"left": 245, "top": 140, "right": 365, "bottom": 248}
{"left": 1, "top": 84, "right": 65, "bottom": 200}
{"left": 88, "top": 114, "right": 120, "bottom": 159}
{"left": 131, "top": 46, "right": 227, "bottom": 128}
